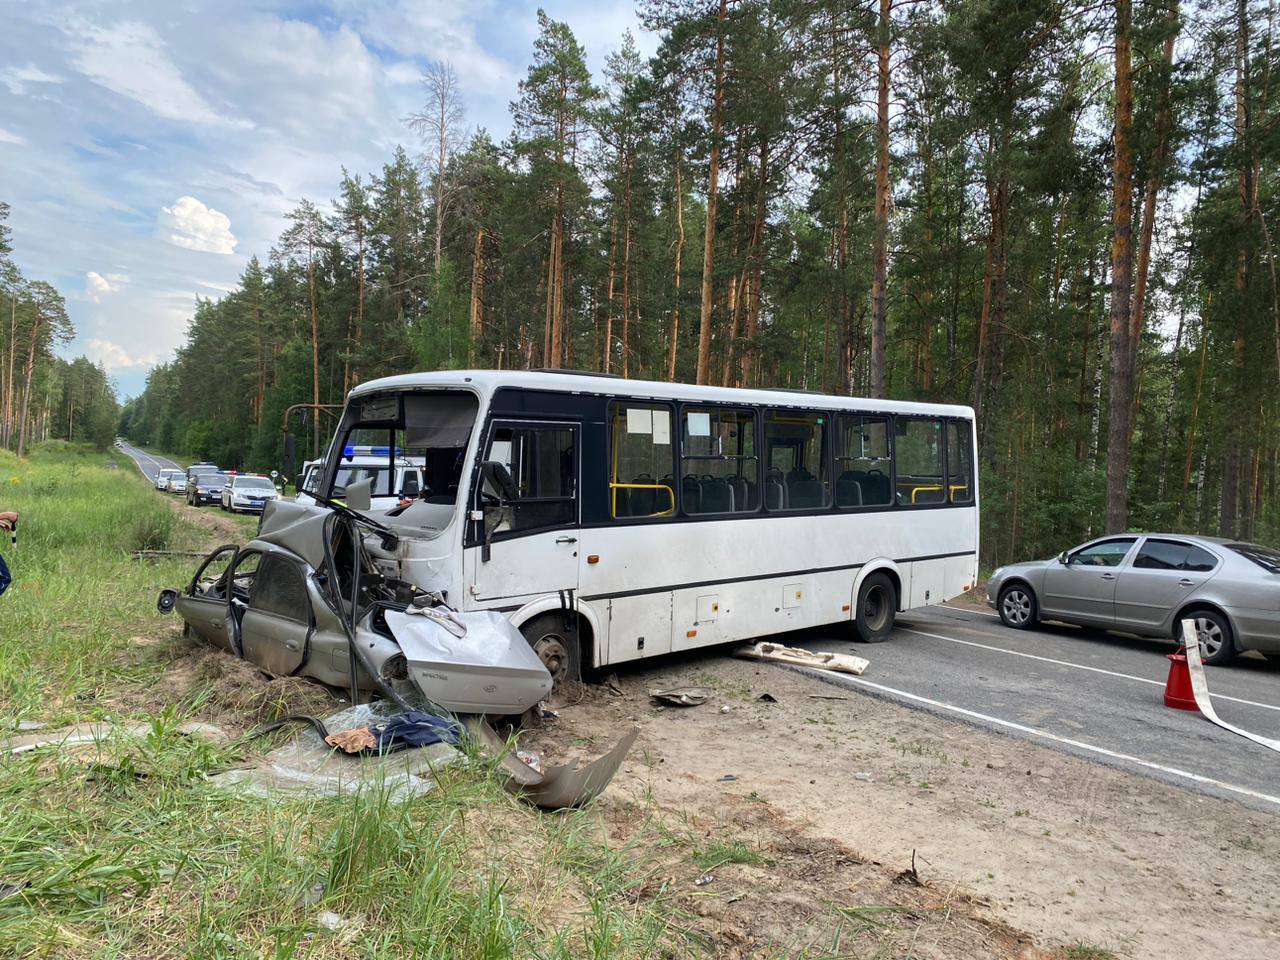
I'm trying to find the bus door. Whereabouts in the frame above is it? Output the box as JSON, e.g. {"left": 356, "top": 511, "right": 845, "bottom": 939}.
{"left": 467, "top": 420, "right": 581, "bottom": 603}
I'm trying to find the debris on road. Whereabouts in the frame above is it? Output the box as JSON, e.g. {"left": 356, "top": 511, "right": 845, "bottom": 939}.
{"left": 735, "top": 641, "right": 869, "bottom": 676}
{"left": 650, "top": 686, "right": 712, "bottom": 707}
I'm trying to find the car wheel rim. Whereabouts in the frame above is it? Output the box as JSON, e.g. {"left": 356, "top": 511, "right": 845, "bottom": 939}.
{"left": 863, "top": 585, "right": 889, "bottom": 632}
{"left": 1194, "top": 618, "right": 1223, "bottom": 658}
{"left": 1002, "top": 590, "right": 1031, "bottom": 625}
{"left": 533, "top": 633, "right": 571, "bottom": 686}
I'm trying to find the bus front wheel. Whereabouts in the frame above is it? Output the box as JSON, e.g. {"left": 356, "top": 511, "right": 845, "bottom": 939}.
{"left": 520, "top": 613, "right": 582, "bottom": 692}
{"left": 854, "top": 573, "right": 896, "bottom": 643}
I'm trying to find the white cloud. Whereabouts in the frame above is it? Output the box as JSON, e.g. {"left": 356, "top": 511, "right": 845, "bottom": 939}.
{"left": 1, "top": 63, "right": 64, "bottom": 96}
{"left": 158, "top": 196, "right": 237, "bottom": 254}
{"left": 85, "top": 270, "right": 126, "bottom": 301}
{"left": 0, "top": 127, "right": 25, "bottom": 145}
{"left": 86, "top": 337, "right": 156, "bottom": 371}
{"left": 69, "top": 20, "right": 249, "bottom": 128}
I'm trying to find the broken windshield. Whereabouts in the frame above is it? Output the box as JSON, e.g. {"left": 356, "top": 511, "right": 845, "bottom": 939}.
{"left": 323, "top": 390, "right": 479, "bottom": 523}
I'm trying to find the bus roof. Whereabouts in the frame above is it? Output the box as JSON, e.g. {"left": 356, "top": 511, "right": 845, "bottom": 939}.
{"left": 348, "top": 369, "right": 975, "bottom": 419}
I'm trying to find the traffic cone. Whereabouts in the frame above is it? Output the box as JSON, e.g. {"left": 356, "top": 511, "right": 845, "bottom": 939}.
{"left": 1163, "top": 648, "right": 1199, "bottom": 712}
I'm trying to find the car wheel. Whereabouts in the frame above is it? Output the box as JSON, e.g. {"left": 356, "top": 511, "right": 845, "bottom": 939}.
{"left": 1186, "top": 609, "right": 1236, "bottom": 666}
{"left": 854, "top": 572, "right": 896, "bottom": 643}
{"left": 997, "top": 583, "right": 1037, "bottom": 629}
{"left": 520, "top": 613, "right": 582, "bottom": 692}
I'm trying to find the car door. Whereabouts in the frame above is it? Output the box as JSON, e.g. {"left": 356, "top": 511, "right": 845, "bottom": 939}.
{"left": 239, "top": 552, "right": 312, "bottom": 675}
{"left": 466, "top": 419, "right": 580, "bottom": 604}
{"left": 176, "top": 545, "right": 239, "bottom": 652}
{"left": 1040, "top": 537, "right": 1137, "bottom": 624}
{"left": 1113, "top": 539, "right": 1219, "bottom": 631}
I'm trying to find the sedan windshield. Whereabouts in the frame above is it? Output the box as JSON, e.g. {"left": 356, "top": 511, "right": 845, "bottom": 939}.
{"left": 234, "top": 478, "right": 275, "bottom": 492}
{"left": 1226, "top": 543, "right": 1280, "bottom": 574}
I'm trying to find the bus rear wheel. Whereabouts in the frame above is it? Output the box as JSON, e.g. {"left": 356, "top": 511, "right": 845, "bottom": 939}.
{"left": 520, "top": 613, "right": 582, "bottom": 692}
{"left": 854, "top": 572, "right": 896, "bottom": 643}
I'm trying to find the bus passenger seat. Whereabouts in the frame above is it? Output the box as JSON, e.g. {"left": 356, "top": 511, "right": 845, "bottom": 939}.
{"left": 682, "top": 475, "right": 701, "bottom": 514}
{"left": 728, "top": 475, "right": 749, "bottom": 510}
{"left": 699, "top": 476, "right": 734, "bottom": 513}
{"left": 630, "top": 474, "right": 656, "bottom": 515}
{"left": 836, "top": 473, "right": 863, "bottom": 507}
{"left": 764, "top": 471, "right": 787, "bottom": 510}
{"left": 789, "top": 478, "right": 824, "bottom": 508}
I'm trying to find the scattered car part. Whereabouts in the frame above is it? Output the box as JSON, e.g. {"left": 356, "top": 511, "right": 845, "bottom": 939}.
{"left": 735, "top": 641, "right": 870, "bottom": 676}
{"left": 649, "top": 686, "right": 713, "bottom": 707}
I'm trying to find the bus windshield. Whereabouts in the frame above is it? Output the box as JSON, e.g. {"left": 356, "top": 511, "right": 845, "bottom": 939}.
{"left": 325, "top": 390, "right": 479, "bottom": 511}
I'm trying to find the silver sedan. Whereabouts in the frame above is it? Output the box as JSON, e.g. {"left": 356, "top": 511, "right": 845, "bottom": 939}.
{"left": 986, "top": 534, "right": 1280, "bottom": 665}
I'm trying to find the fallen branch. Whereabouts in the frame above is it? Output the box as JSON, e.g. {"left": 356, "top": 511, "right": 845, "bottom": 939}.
{"left": 735, "top": 641, "right": 869, "bottom": 676}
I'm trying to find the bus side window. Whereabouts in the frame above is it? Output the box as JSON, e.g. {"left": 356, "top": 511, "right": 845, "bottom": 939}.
{"left": 610, "top": 403, "right": 676, "bottom": 519}
{"left": 763, "top": 410, "right": 830, "bottom": 511}
{"left": 835, "top": 415, "right": 892, "bottom": 507}
{"left": 947, "top": 421, "right": 973, "bottom": 504}
{"left": 895, "top": 418, "right": 945, "bottom": 506}
{"left": 484, "top": 424, "right": 576, "bottom": 532}
{"left": 680, "top": 407, "right": 759, "bottom": 514}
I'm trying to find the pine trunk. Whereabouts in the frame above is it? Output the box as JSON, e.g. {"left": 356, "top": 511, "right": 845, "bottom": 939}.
{"left": 1104, "top": 0, "right": 1135, "bottom": 534}
{"left": 696, "top": 0, "right": 728, "bottom": 385}
{"left": 870, "top": 0, "right": 891, "bottom": 398}
{"left": 469, "top": 227, "right": 486, "bottom": 366}
{"left": 667, "top": 158, "right": 684, "bottom": 382}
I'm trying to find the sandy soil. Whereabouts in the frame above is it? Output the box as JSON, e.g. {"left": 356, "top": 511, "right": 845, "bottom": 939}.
{"left": 526, "top": 654, "right": 1280, "bottom": 959}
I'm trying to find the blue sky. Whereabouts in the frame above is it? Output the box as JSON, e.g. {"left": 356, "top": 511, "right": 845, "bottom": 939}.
{"left": 0, "top": 1, "right": 655, "bottom": 398}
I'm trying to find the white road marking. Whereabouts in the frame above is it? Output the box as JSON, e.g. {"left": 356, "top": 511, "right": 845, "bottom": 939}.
{"left": 898, "top": 624, "right": 1280, "bottom": 715}
{"left": 825, "top": 672, "right": 1280, "bottom": 808}
{"left": 941, "top": 603, "right": 999, "bottom": 618}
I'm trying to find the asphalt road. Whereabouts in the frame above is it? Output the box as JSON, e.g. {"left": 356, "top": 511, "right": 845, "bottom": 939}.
{"left": 118, "top": 442, "right": 182, "bottom": 483}
{"left": 797, "top": 603, "right": 1280, "bottom": 814}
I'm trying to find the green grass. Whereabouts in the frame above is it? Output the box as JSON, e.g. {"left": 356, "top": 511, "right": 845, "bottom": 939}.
{"left": 0, "top": 445, "right": 683, "bottom": 959}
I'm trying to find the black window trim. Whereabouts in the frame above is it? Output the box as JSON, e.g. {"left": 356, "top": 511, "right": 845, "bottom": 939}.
{"left": 474, "top": 416, "right": 582, "bottom": 544}
{"left": 894, "top": 413, "right": 949, "bottom": 510}
{"left": 760, "top": 405, "right": 834, "bottom": 513}
{"left": 1135, "top": 536, "right": 1220, "bottom": 573}
{"left": 833, "top": 412, "right": 896, "bottom": 512}
{"left": 608, "top": 398, "right": 679, "bottom": 521}
{"left": 678, "top": 401, "right": 764, "bottom": 518}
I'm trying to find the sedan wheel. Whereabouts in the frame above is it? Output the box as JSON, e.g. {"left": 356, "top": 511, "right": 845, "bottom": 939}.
{"left": 998, "top": 584, "right": 1037, "bottom": 630}
{"left": 1189, "top": 610, "right": 1235, "bottom": 666}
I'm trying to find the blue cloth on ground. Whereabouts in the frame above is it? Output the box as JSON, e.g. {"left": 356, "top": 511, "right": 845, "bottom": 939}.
{"left": 0, "top": 553, "right": 10, "bottom": 598}
{"left": 367, "top": 711, "right": 460, "bottom": 753}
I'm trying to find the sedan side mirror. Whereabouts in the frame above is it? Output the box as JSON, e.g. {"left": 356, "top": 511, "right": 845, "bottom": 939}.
{"left": 1057, "top": 551, "right": 1068, "bottom": 565}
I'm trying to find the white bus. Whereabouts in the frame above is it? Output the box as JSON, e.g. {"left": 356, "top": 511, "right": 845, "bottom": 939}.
{"left": 310, "top": 370, "right": 978, "bottom": 685}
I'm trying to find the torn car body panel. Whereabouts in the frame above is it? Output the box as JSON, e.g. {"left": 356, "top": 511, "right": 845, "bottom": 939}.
{"left": 160, "top": 502, "right": 631, "bottom": 808}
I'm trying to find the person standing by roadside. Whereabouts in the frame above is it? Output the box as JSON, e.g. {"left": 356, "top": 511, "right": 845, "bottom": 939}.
{"left": 0, "top": 510, "right": 17, "bottom": 598}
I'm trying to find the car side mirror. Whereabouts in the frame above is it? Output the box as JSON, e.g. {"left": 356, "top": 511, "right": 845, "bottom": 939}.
{"left": 156, "top": 588, "right": 179, "bottom": 614}
{"left": 480, "top": 461, "right": 519, "bottom": 502}
{"left": 1057, "top": 551, "right": 1068, "bottom": 565}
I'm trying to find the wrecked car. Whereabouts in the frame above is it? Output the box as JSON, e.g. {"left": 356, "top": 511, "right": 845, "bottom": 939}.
{"left": 158, "top": 488, "right": 632, "bottom": 807}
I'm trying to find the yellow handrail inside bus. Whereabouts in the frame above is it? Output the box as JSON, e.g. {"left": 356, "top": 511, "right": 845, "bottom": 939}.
{"left": 908, "top": 484, "right": 969, "bottom": 504}
{"left": 610, "top": 482, "right": 676, "bottom": 517}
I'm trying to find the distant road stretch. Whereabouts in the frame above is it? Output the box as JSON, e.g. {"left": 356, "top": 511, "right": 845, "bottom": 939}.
{"left": 118, "top": 442, "right": 182, "bottom": 482}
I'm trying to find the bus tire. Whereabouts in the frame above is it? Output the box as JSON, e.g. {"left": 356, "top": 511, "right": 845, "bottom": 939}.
{"left": 854, "top": 572, "right": 896, "bottom": 643}
{"left": 520, "top": 613, "right": 582, "bottom": 691}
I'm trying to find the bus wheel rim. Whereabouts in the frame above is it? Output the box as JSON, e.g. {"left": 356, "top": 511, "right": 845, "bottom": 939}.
{"left": 863, "top": 586, "right": 888, "bottom": 632}
{"left": 534, "top": 633, "right": 570, "bottom": 684}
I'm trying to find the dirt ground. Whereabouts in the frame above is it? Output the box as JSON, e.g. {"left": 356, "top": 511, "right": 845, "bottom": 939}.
{"left": 525, "top": 654, "right": 1280, "bottom": 960}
